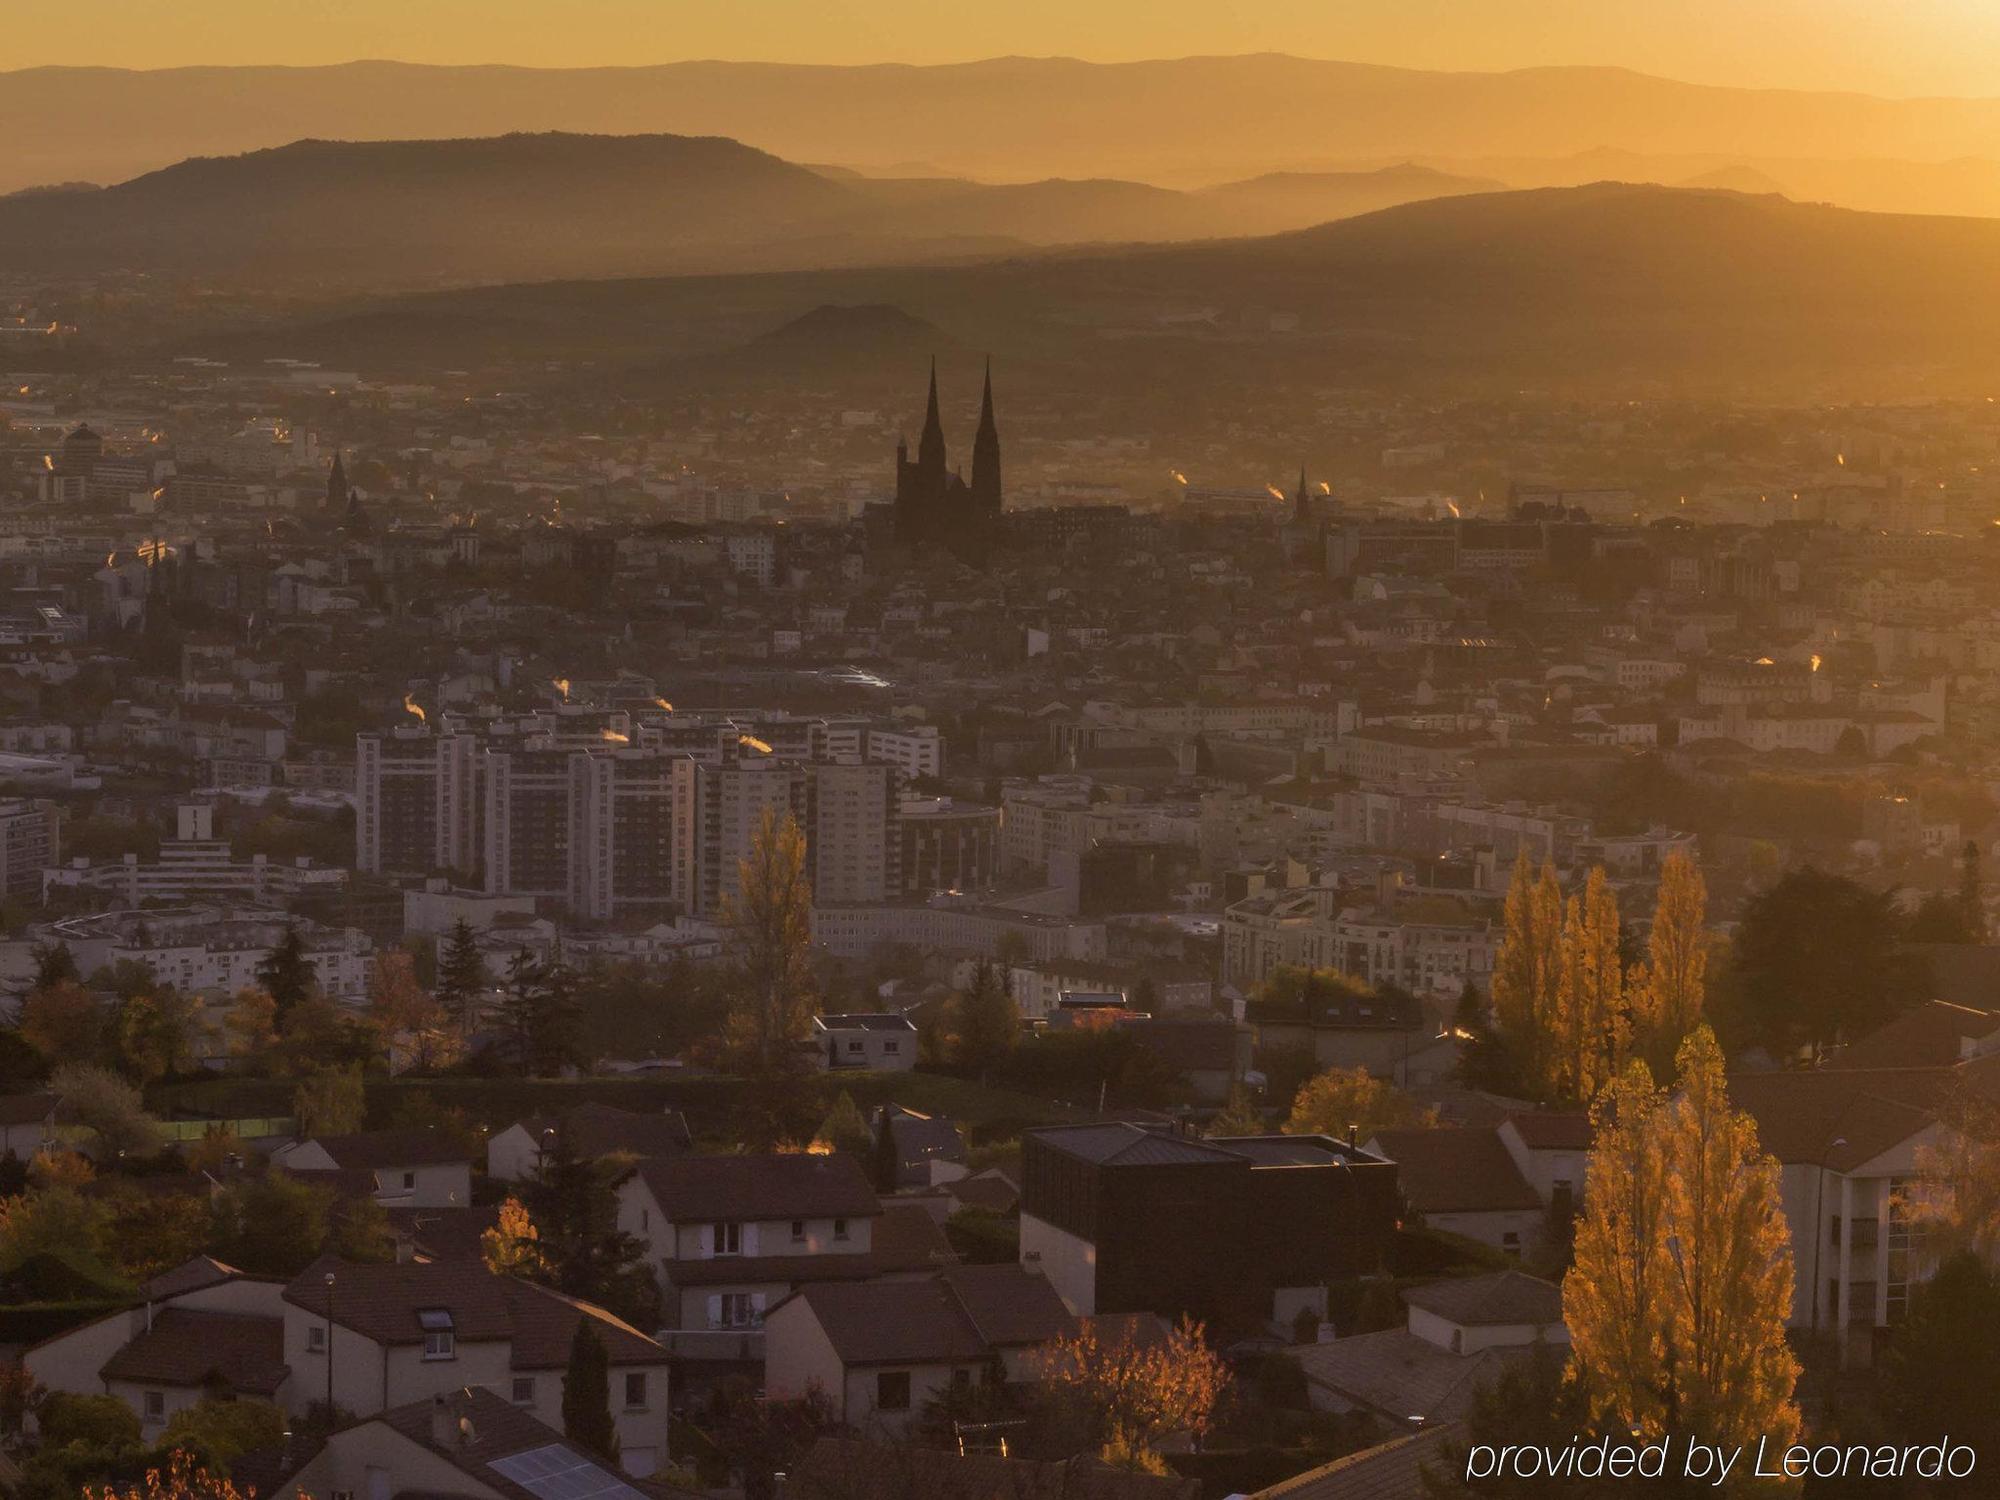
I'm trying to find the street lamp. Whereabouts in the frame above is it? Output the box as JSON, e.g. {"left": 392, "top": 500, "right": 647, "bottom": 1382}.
{"left": 323, "top": 1271, "right": 336, "bottom": 1418}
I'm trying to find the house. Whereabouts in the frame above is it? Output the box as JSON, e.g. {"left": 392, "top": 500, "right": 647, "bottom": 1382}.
{"left": 1495, "top": 1111, "right": 1591, "bottom": 1211}
{"left": 764, "top": 1265, "right": 1074, "bottom": 1433}
{"left": 251, "top": 1385, "right": 684, "bottom": 1500}
{"left": 615, "top": 1153, "right": 955, "bottom": 1340}
{"left": 281, "top": 1255, "right": 674, "bottom": 1476}
{"left": 1019, "top": 1124, "right": 1398, "bottom": 1329}
{"left": 271, "top": 1128, "right": 475, "bottom": 1208}
{"left": 1246, "top": 1422, "right": 1465, "bottom": 1500}
{"left": 813, "top": 1013, "right": 920, "bottom": 1071}
{"left": 24, "top": 1256, "right": 288, "bottom": 1438}
{"left": 1294, "top": 1270, "right": 1566, "bottom": 1424}
{"left": 784, "top": 1434, "right": 1198, "bottom": 1500}
{"left": 0, "top": 1092, "right": 61, "bottom": 1159}
{"left": 875, "top": 1104, "right": 968, "bottom": 1188}
{"left": 1363, "top": 1126, "right": 1547, "bottom": 1257}
{"left": 486, "top": 1102, "right": 693, "bottom": 1183}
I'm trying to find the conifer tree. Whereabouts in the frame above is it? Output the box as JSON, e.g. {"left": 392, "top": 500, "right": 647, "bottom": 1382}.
{"left": 256, "top": 926, "right": 317, "bottom": 1019}
{"left": 434, "top": 918, "right": 488, "bottom": 1031}
{"left": 561, "top": 1319, "right": 619, "bottom": 1464}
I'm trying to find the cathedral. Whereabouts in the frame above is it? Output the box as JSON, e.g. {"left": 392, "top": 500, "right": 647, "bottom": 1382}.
{"left": 893, "top": 358, "right": 1001, "bottom": 552}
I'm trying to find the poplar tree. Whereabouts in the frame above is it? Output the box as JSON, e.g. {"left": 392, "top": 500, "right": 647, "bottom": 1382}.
{"left": 1629, "top": 849, "right": 1708, "bottom": 1073}
{"left": 1565, "top": 1027, "right": 1800, "bottom": 1455}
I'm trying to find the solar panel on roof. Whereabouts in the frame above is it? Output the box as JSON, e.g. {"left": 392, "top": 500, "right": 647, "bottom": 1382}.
{"left": 488, "top": 1443, "right": 649, "bottom": 1500}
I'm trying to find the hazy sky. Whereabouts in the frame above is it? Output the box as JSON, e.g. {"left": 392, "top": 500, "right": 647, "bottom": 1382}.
{"left": 13, "top": 0, "right": 2000, "bottom": 98}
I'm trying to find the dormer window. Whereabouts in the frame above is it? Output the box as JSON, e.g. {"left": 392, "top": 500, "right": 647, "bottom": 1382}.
{"left": 419, "top": 1308, "right": 456, "bottom": 1360}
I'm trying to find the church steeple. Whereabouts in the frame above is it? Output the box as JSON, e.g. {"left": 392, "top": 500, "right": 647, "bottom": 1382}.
{"left": 326, "top": 452, "right": 348, "bottom": 513}
{"left": 1293, "top": 466, "right": 1310, "bottom": 524}
{"left": 971, "top": 356, "right": 1001, "bottom": 510}
{"left": 916, "top": 357, "right": 947, "bottom": 482}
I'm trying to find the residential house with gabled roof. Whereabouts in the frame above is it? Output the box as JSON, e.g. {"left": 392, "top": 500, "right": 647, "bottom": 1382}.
{"left": 272, "top": 1127, "right": 475, "bottom": 1208}
{"left": 25, "top": 1255, "right": 290, "bottom": 1438}
{"left": 486, "top": 1101, "right": 693, "bottom": 1183}
{"left": 764, "top": 1264, "right": 1075, "bottom": 1433}
{"left": 615, "top": 1152, "right": 955, "bottom": 1348}
{"left": 1363, "top": 1126, "right": 1547, "bottom": 1258}
{"left": 281, "top": 1255, "right": 674, "bottom": 1476}
{"left": 1294, "top": 1270, "right": 1565, "bottom": 1425}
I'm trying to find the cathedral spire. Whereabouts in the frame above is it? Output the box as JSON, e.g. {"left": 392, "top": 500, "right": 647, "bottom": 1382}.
{"left": 916, "top": 356, "right": 947, "bottom": 480}
{"left": 971, "top": 356, "right": 1001, "bottom": 510}
{"left": 1293, "top": 466, "right": 1310, "bottom": 523}
{"left": 326, "top": 452, "right": 348, "bottom": 512}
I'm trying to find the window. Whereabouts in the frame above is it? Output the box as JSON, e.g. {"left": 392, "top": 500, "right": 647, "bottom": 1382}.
{"left": 1501, "top": 1232, "right": 1521, "bottom": 1256}
{"left": 718, "top": 1292, "right": 762, "bottom": 1328}
{"left": 846, "top": 1040, "right": 864, "bottom": 1054}
{"left": 512, "top": 1376, "right": 535, "bottom": 1403}
{"left": 951, "top": 1367, "right": 972, "bottom": 1391}
{"left": 790, "top": 1219, "right": 806, "bottom": 1242}
{"left": 876, "top": 1371, "right": 912, "bottom": 1411}
{"left": 306, "top": 1325, "right": 326, "bottom": 1353}
{"left": 882, "top": 1040, "right": 900, "bottom": 1056}
{"left": 419, "top": 1308, "right": 456, "bottom": 1360}
{"left": 143, "top": 1391, "right": 165, "bottom": 1421}
{"left": 402, "top": 1171, "right": 417, "bottom": 1189}
{"left": 625, "top": 1372, "right": 648, "bottom": 1409}
{"left": 712, "top": 1221, "right": 741, "bottom": 1255}
{"left": 833, "top": 1217, "right": 849, "bottom": 1241}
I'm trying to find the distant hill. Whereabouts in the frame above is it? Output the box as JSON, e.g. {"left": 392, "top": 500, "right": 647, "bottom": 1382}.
{"left": 17, "top": 56, "right": 2000, "bottom": 201}
{"left": 0, "top": 130, "right": 1498, "bottom": 288}
{"left": 200, "top": 183, "right": 2000, "bottom": 397}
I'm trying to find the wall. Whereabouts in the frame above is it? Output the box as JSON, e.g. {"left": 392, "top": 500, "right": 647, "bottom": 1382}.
{"left": 1019, "top": 1214, "right": 1097, "bottom": 1316}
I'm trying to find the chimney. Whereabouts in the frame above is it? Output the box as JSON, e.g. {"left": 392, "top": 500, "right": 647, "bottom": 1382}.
{"left": 1346, "top": 1124, "right": 1358, "bottom": 1149}
{"left": 429, "top": 1394, "right": 452, "bottom": 1449}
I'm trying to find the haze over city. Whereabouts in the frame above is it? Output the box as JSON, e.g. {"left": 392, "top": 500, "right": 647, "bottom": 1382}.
{"left": 4, "top": 5, "right": 2000, "bottom": 1500}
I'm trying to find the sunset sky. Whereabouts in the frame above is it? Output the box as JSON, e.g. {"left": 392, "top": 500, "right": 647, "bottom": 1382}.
{"left": 13, "top": 0, "right": 2000, "bottom": 98}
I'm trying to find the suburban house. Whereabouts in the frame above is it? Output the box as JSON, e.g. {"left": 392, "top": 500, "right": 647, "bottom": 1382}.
{"left": 249, "top": 1386, "right": 668, "bottom": 1500}
{"left": 271, "top": 1128, "right": 475, "bottom": 1209}
{"left": 0, "top": 1092, "right": 62, "bottom": 1159}
{"left": 874, "top": 1104, "right": 968, "bottom": 1189}
{"left": 24, "top": 1256, "right": 289, "bottom": 1437}
{"left": 1363, "top": 1126, "right": 1548, "bottom": 1257}
{"left": 486, "top": 1102, "right": 693, "bottom": 1183}
{"left": 1495, "top": 1111, "right": 1591, "bottom": 1211}
{"left": 812, "top": 1013, "right": 920, "bottom": 1071}
{"left": 1294, "top": 1270, "right": 1567, "bottom": 1424}
{"left": 282, "top": 1256, "right": 674, "bottom": 1476}
{"left": 1018, "top": 1123, "right": 1398, "bottom": 1329}
{"left": 614, "top": 1153, "right": 955, "bottom": 1341}
{"left": 763, "top": 1264, "right": 1075, "bottom": 1433}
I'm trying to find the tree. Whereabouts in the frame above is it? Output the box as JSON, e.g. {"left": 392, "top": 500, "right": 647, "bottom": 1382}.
{"left": 368, "top": 951, "right": 456, "bottom": 1073}
{"left": 434, "top": 918, "right": 488, "bottom": 1031}
{"left": 953, "top": 960, "right": 1018, "bottom": 1077}
{"left": 221, "top": 988, "right": 278, "bottom": 1066}
{"left": 0, "top": 1185, "right": 113, "bottom": 1278}
{"left": 157, "top": 1397, "right": 287, "bottom": 1468}
{"left": 1207, "top": 1085, "right": 1264, "bottom": 1137}
{"left": 521, "top": 1133, "right": 656, "bottom": 1326}
{"left": 1626, "top": 849, "right": 1708, "bottom": 1075}
{"left": 561, "top": 1319, "right": 619, "bottom": 1464}
{"left": 273, "top": 996, "right": 374, "bottom": 1077}
{"left": 482, "top": 1196, "right": 545, "bottom": 1277}
{"left": 100, "top": 1190, "right": 212, "bottom": 1282}
{"left": 1900, "top": 1079, "right": 2000, "bottom": 1259}
{"left": 82, "top": 1451, "right": 254, "bottom": 1500}
{"left": 256, "top": 925, "right": 318, "bottom": 1018}
{"left": 49, "top": 1064, "right": 163, "bottom": 1158}
{"left": 1963, "top": 838, "right": 1986, "bottom": 939}
{"left": 29, "top": 940, "right": 79, "bottom": 992}
{"left": 1029, "top": 1315, "right": 1230, "bottom": 1452}
{"left": 293, "top": 1063, "right": 366, "bottom": 1138}
{"left": 1729, "top": 867, "right": 1923, "bottom": 1058}
{"left": 497, "top": 952, "right": 583, "bottom": 1078}
{"left": 1422, "top": 1343, "right": 1601, "bottom": 1499}
{"left": 1879, "top": 1252, "right": 2000, "bottom": 1458}
{"left": 329, "top": 1195, "right": 398, "bottom": 1263}
{"left": 115, "top": 990, "right": 211, "bottom": 1084}
{"left": 209, "top": 1173, "right": 332, "bottom": 1276}
{"left": 1550, "top": 868, "right": 1626, "bottom": 1105}
{"left": 721, "top": 806, "right": 817, "bottom": 1072}
{"left": 19, "top": 981, "right": 106, "bottom": 1067}
{"left": 1284, "top": 1066, "right": 1434, "bottom": 1142}
{"left": 812, "top": 1092, "right": 873, "bottom": 1157}
{"left": 1564, "top": 1027, "right": 1800, "bottom": 1456}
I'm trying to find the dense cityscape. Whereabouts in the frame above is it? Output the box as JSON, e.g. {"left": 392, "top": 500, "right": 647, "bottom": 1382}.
{"left": 10, "top": 12, "right": 2000, "bottom": 1500}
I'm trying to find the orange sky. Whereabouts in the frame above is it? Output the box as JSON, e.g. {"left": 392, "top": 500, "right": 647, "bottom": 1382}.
{"left": 11, "top": 0, "right": 2000, "bottom": 98}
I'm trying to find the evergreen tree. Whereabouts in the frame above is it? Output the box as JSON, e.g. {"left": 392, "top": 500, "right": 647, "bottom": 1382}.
{"left": 870, "top": 1105, "right": 902, "bottom": 1192}
{"left": 434, "top": 919, "right": 488, "bottom": 1031}
{"left": 29, "top": 941, "right": 77, "bottom": 992}
{"left": 953, "top": 960, "right": 1018, "bottom": 1078}
{"left": 256, "top": 926, "right": 317, "bottom": 1019}
{"left": 561, "top": 1319, "right": 619, "bottom": 1464}
{"left": 496, "top": 951, "right": 580, "bottom": 1077}
{"left": 522, "top": 1132, "right": 656, "bottom": 1326}
{"left": 812, "top": 1091, "right": 873, "bottom": 1156}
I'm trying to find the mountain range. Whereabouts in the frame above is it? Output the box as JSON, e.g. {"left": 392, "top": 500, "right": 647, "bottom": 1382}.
{"left": 0, "top": 133, "right": 1499, "bottom": 286}
{"left": 185, "top": 182, "right": 2000, "bottom": 399}
{"left": 15, "top": 55, "right": 2000, "bottom": 216}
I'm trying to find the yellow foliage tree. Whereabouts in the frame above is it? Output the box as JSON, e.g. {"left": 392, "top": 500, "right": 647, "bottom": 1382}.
{"left": 1565, "top": 1027, "right": 1801, "bottom": 1457}
{"left": 1030, "top": 1315, "right": 1229, "bottom": 1450}
{"left": 482, "top": 1195, "right": 545, "bottom": 1277}
{"left": 1284, "top": 1066, "right": 1435, "bottom": 1142}
{"left": 1628, "top": 849, "right": 1709, "bottom": 1075}
{"left": 719, "top": 806, "right": 818, "bottom": 1073}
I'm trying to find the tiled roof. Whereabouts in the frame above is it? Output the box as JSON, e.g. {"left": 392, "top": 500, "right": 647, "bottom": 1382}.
{"left": 1401, "top": 1271, "right": 1563, "bottom": 1328}
{"left": 1028, "top": 1122, "right": 1244, "bottom": 1168}
{"left": 789, "top": 1436, "right": 1197, "bottom": 1500}
{"left": 498, "top": 1280, "right": 666, "bottom": 1371}
{"left": 1827, "top": 1001, "right": 2000, "bottom": 1071}
{"left": 1367, "top": 1128, "right": 1542, "bottom": 1215}
{"left": 1296, "top": 1328, "right": 1535, "bottom": 1425}
{"left": 939, "top": 1264, "right": 1075, "bottom": 1349}
{"left": 1500, "top": 1111, "right": 1592, "bottom": 1151}
{"left": 137, "top": 1254, "right": 244, "bottom": 1301}
{"left": 305, "top": 1128, "right": 474, "bottom": 1169}
{"left": 284, "top": 1255, "right": 514, "bottom": 1345}
{"left": 99, "top": 1308, "right": 287, "bottom": 1395}
{"left": 1724, "top": 1069, "right": 1950, "bottom": 1171}
{"left": 632, "top": 1151, "right": 882, "bottom": 1222}
{"left": 385, "top": 1205, "right": 500, "bottom": 1262}
{"left": 1250, "top": 1422, "right": 1465, "bottom": 1500}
